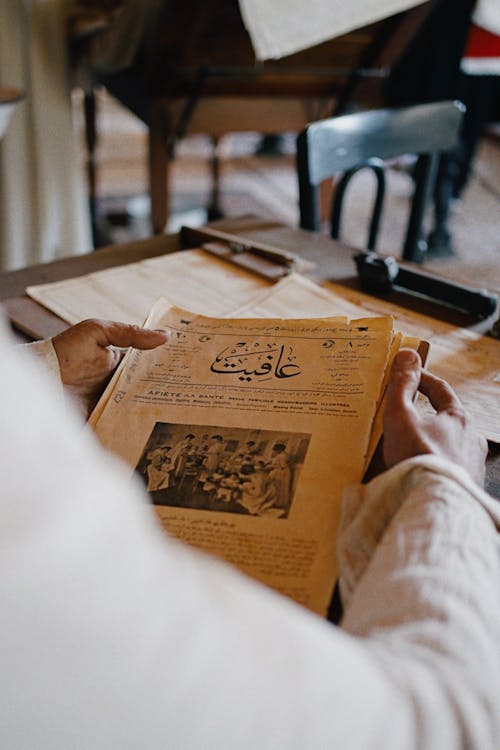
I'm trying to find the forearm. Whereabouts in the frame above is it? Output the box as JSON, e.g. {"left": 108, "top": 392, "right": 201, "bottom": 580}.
{"left": 339, "top": 457, "right": 500, "bottom": 746}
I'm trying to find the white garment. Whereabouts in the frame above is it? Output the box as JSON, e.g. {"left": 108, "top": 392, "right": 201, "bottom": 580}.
{"left": 1, "top": 321, "right": 499, "bottom": 749}
{"left": 238, "top": 0, "right": 428, "bottom": 60}
{"left": 0, "top": 0, "right": 91, "bottom": 271}
{"left": 22, "top": 336, "right": 62, "bottom": 382}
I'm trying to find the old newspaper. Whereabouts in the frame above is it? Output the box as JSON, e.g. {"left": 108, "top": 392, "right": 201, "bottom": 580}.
{"left": 91, "top": 299, "right": 395, "bottom": 616}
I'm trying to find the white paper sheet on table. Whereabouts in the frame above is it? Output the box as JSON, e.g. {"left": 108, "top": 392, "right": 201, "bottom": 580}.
{"left": 27, "top": 250, "right": 273, "bottom": 325}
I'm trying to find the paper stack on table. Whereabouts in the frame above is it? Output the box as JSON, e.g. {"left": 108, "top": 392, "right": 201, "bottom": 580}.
{"left": 26, "top": 248, "right": 500, "bottom": 442}
{"left": 90, "top": 297, "right": 401, "bottom": 616}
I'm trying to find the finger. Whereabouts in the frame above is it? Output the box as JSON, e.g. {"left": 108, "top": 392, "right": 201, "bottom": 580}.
{"left": 87, "top": 321, "right": 169, "bottom": 350}
{"left": 418, "top": 370, "right": 464, "bottom": 414}
{"left": 121, "top": 327, "right": 169, "bottom": 350}
{"left": 384, "top": 348, "right": 422, "bottom": 417}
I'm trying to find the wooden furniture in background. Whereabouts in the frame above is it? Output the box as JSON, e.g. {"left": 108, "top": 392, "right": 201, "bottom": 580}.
{"left": 146, "top": 0, "right": 438, "bottom": 232}
{"left": 70, "top": 0, "right": 440, "bottom": 238}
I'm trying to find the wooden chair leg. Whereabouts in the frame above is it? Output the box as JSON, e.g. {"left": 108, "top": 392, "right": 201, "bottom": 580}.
{"left": 402, "top": 152, "right": 438, "bottom": 264}
{"left": 207, "top": 136, "right": 224, "bottom": 221}
{"left": 83, "top": 89, "right": 99, "bottom": 247}
{"left": 427, "top": 153, "right": 455, "bottom": 257}
{"left": 319, "top": 179, "right": 334, "bottom": 228}
{"left": 149, "top": 101, "right": 170, "bottom": 234}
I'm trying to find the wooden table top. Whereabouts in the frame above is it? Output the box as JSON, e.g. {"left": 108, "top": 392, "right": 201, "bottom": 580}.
{"left": 1, "top": 215, "right": 493, "bottom": 335}
{"left": 1, "top": 216, "right": 499, "bottom": 496}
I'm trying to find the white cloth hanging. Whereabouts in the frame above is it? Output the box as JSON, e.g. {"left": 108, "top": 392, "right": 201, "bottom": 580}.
{"left": 0, "top": 0, "right": 90, "bottom": 271}
{"left": 238, "top": 0, "right": 428, "bottom": 61}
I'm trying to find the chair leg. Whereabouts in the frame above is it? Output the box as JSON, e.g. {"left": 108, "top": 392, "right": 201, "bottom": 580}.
{"left": 320, "top": 180, "right": 334, "bottom": 227}
{"left": 206, "top": 136, "right": 224, "bottom": 221}
{"left": 83, "top": 89, "right": 99, "bottom": 247}
{"left": 149, "top": 101, "right": 170, "bottom": 234}
{"left": 402, "top": 153, "right": 438, "bottom": 264}
{"left": 427, "top": 153, "right": 455, "bottom": 257}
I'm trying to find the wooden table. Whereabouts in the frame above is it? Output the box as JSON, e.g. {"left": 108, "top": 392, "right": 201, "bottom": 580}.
{"left": 1, "top": 216, "right": 499, "bottom": 496}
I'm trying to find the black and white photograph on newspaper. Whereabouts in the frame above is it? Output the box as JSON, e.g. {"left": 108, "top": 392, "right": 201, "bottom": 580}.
{"left": 136, "top": 422, "right": 311, "bottom": 519}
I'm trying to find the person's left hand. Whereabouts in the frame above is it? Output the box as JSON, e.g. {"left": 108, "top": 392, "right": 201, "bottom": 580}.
{"left": 52, "top": 319, "right": 168, "bottom": 417}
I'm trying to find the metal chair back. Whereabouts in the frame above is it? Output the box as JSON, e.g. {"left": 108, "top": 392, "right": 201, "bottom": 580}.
{"left": 297, "top": 100, "right": 465, "bottom": 262}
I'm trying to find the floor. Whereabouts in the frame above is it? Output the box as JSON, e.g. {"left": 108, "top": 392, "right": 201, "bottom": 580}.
{"left": 80, "top": 91, "right": 500, "bottom": 295}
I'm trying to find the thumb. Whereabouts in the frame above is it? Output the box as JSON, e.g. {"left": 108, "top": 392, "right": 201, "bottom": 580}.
{"left": 384, "top": 348, "right": 422, "bottom": 420}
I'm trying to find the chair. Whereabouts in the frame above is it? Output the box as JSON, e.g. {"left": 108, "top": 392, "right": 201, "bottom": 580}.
{"left": 296, "top": 100, "right": 465, "bottom": 263}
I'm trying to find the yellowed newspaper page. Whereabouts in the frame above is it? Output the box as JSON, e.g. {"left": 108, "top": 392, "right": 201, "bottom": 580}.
{"left": 92, "top": 300, "right": 393, "bottom": 616}
{"left": 231, "top": 273, "right": 362, "bottom": 319}
{"left": 363, "top": 333, "right": 424, "bottom": 472}
{"left": 230, "top": 275, "right": 423, "bottom": 470}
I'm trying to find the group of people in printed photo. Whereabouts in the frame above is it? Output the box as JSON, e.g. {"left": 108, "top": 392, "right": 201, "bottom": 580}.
{"left": 138, "top": 425, "right": 310, "bottom": 519}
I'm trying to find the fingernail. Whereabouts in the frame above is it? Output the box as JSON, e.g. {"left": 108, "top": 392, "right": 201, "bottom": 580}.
{"left": 153, "top": 328, "right": 170, "bottom": 341}
{"left": 395, "top": 349, "right": 420, "bottom": 367}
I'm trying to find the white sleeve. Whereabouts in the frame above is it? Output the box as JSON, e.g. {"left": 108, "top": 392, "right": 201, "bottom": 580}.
{"left": 21, "top": 337, "right": 62, "bottom": 385}
{"left": 1, "top": 318, "right": 499, "bottom": 749}
{"left": 338, "top": 456, "right": 500, "bottom": 749}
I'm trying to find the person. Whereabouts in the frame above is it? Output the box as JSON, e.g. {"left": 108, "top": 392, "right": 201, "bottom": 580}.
{"left": 168, "top": 433, "right": 197, "bottom": 483}
{"left": 238, "top": 463, "right": 278, "bottom": 517}
{"left": 1, "top": 316, "right": 499, "bottom": 748}
{"left": 266, "top": 442, "right": 292, "bottom": 511}
{"left": 199, "top": 434, "right": 225, "bottom": 482}
{"left": 145, "top": 445, "right": 173, "bottom": 492}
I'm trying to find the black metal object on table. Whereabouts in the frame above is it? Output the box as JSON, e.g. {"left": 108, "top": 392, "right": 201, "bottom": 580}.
{"left": 180, "top": 224, "right": 316, "bottom": 280}
{"left": 354, "top": 250, "right": 499, "bottom": 321}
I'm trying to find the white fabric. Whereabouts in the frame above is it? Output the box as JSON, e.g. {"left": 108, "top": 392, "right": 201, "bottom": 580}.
{"left": 461, "top": 58, "right": 500, "bottom": 75}
{"left": 238, "top": 0, "right": 428, "bottom": 60}
{"left": 2, "top": 320, "right": 500, "bottom": 748}
{"left": 0, "top": 0, "right": 91, "bottom": 271}
{"left": 473, "top": 0, "right": 500, "bottom": 36}
{"left": 22, "top": 337, "right": 61, "bottom": 379}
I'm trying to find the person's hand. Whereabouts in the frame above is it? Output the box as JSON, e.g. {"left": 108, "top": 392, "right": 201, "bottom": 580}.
{"left": 52, "top": 319, "right": 168, "bottom": 417}
{"left": 383, "top": 349, "right": 487, "bottom": 486}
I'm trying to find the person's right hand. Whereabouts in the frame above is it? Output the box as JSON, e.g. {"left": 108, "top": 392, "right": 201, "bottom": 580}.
{"left": 383, "top": 349, "right": 488, "bottom": 486}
